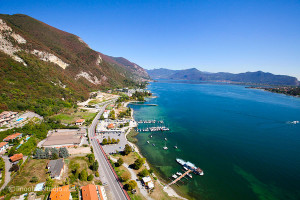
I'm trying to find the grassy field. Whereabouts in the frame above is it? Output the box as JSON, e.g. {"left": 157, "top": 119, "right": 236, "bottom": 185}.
{"left": 52, "top": 109, "right": 96, "bottom": 124}
{"left": 9, "top": 159, "right": 48, "bottom": 188}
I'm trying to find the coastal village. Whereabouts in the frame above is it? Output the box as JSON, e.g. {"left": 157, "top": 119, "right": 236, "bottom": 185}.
{"left": 0, "top": 87, "right": 187, "bottom": 200}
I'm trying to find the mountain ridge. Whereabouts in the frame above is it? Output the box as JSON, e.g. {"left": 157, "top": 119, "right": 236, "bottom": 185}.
{"left": 147, "top": 68, "right": 299, "bottom": 86}
{"left": 0, "top": 14, "right": 149, "bottom": 115}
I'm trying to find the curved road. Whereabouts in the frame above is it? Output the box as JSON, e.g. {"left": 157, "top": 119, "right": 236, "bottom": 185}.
{"left": 88, "top": 103, "right": 129, "bottom": 200}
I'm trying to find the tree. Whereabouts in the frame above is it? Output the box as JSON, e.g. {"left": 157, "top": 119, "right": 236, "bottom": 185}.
{"left": 112, "top": 138, "right": 116, "bottom": 144}
{"left": 123, "top": 144, "right": 132, "bottom": 155}
{"left": 87, "top": 154, "right": 95, "bottom": 163}
{"left": 100, "top": 115, "right": 105, "bottom": 120}
{"left": 45, "top": 148, "right": 50, "bottom": 159}
{"left": 51, "top": 148, "right": 59, "bottom": 160}
{"left": 115, "top": 158, "right": 124, "bottom": 167}
{"left": 102, "top": 138, "right": 108, "bottom": 145}
{"left": 107, "top": 137, "right": 111, "bottom": 144}
{"left": 124, "top": 180, "right": 137, "bottom": 191}
{"left": 133, "top": 158, "right": 145, "bottom": 170}
{"left": 91, "top": 161, "right": 99, "bottom": 171}
{"left": 138, "top": 169, "right": 149, "bottom": 177}
{"left": 79, "top": 169, "right": 88, "bottom": 181}
{"left": 59, "top": 147, "right": 69, "bottom": 158}
{"left": 117, "top": 139, "right": 120, "bottom": 144}
{"left": 87, "top": 174, "right": 94, "bottom": 181}
{"left": 95, "top": 171, "right": 99, "bottom": 177}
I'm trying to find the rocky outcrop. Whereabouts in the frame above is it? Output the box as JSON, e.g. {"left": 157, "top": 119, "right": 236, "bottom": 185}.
{"left": 31, "top": 49, "right": 69, "bottom": 69}
{"left": 75, "top": 71, "right": 106, "bottom": 85}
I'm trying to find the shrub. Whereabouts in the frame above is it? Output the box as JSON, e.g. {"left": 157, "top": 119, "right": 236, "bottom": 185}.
{"left": 138, "top": 169, "right": 149, "bottom": 177}
{"left": 30, "top": 176, "right": 39, "bottom": 183}
{"left": 124, "top": 180, "right": 137, "bottom": 191}
{"left": 87, "top": 174, "right": 94, "bottom": 181}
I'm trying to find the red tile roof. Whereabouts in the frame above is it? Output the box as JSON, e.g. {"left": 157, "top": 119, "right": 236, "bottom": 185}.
{"left": 10, "top": 153, "right": 23, "bottom": 162}
{"left": 0, "top": 142, "right": 8, "bottom": 148}
{"left": 76, "top": 119, "right": 85, "bottom": 123}
{"left": 50, "top": 185, "right": 70, "bottom": 200}
{"left": 3, "top": 133, "right": 22, "bottom": 141}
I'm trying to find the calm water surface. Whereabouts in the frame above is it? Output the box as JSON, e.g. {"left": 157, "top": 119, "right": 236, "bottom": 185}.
{"left": 129, "top": 81, "right": 300, "bottom": 200}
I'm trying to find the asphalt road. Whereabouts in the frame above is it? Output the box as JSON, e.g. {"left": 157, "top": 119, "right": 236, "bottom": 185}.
{"left": 88, "top": 104, "right": 129, "bottom": 200}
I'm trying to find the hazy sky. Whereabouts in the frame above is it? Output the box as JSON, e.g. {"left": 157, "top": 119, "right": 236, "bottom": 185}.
{"left": 1, "top": 0, "right": 300, "bottom": 79}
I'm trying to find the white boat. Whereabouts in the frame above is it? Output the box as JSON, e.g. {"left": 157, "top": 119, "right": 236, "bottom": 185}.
{"left": 176, "top": 158, "right": 186, "bottom": 166}
{"left": 164, "top": 138, "right": 167, "bottom": 141}
{"left": 176, "top": 172, "right": 182, "bottom": 176}
{"left": 163, "top": 146, "right": 168, "bottom": 150}
{"left": 172, "top": 174, "right": 178, "bottom": 179}
{"left": 150, "top": 135, "right": 152, "bottom": 138}
{"left": 183, "top": 167, "right": 188, "bottom": 171}
{"left": 147, "top": 141, "right": 150, "bottom": 144}
{"left": 187, "top": 174, "right": 193, "bottom": 178}
{"left": 152, "top": 144, "right": 155, "bottom": 146}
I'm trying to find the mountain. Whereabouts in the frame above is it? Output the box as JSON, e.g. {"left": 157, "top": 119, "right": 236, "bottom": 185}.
{"left": 147, "top": 68, "right": 299, "bottom": 86}
{"left": 0, "top": 14, "right": 149, "bottom": 116}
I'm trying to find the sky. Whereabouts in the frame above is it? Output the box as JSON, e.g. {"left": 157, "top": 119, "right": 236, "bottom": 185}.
{"left": 1, "top": 0, "right": 300, "bottom": 79}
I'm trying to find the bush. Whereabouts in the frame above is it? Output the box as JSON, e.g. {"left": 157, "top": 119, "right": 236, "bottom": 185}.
{"left": 124, "top": 180, "right": 137, "bottom": 191}
{"left": 91, "top": 161, "right": 99, "bottom": 171}
{"left": 115, "top": 158, "right": 124, "bottom": 167}
{"left": 95, "top": 171, "right": 99, "bottom": 177}
{"left": 132, "top": 158, "right": 145, "bottom": 170}
{"left": 30, "top": 176, "right": 39, "bottom": 183}
{"left": 79, "top": 169, "right": 88, "bottom": 181}
{"left": 138, "top": 169, "right": 149, "bottom": 177}
{"left": 87, "top": 174, "right": 94, "bottom": 181}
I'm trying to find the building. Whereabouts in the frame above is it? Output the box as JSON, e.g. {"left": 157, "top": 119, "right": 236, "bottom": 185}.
{"left": 142, "top": 176, "right": 154, "bottom": 189}
{"left": 0, "top": 142, "right": 8, "bottom": 153}
{"left": 75, "top": 119, "right": 85, "bottom": 126}
{"left": 41, "top": 129, "right": 85, "bottom": 148}
{"left": 9, "top": 153, "right": 23, "bottom": 163}
{"left": 3, "top": 133, "right": 23, "bottom": 142}
{"left": 47, "top": 159, "right": 65, "bottom": 179}
{"left": 34, "top": 182, "right": 45, "bottom": 192}
{"left": 49, "top": 185, "right": 71, "bottom": 200}
{"left": 107, "top": 123, "right": 115, "bottom": 129}
{"left": 102, "top": 110, "right": 110, "bottom": 119}
{"left": 0, "top": 111, "right": 18, "bottom": 127}
{"left": 81, "top": 184, "right": 107, "bottom": 200}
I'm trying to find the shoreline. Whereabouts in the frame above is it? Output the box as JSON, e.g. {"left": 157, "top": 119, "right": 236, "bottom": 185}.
{"left": 125, "top": 100, "right": 188, "bottom": 200}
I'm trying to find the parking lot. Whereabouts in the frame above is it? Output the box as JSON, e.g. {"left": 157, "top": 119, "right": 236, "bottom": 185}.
{"left": 99, "top": 132, "right": 128, "bottom": 154}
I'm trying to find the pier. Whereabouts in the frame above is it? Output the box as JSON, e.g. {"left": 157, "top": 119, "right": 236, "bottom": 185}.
{"left": 165, "top": 169, "right": 192, "bottom": 188}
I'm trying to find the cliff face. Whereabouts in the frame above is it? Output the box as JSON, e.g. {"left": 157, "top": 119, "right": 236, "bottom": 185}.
{"left": 0, "top": 14, "right": 149, "bottom": 113}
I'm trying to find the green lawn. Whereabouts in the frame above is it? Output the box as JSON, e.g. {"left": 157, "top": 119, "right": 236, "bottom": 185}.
{"left": 53, "top": 111, "right": 96, "bottom": 124}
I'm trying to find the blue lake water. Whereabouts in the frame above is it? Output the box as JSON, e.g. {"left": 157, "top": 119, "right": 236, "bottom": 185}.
{"left": 129, "top": 81, "right": 300, "bottom": 200}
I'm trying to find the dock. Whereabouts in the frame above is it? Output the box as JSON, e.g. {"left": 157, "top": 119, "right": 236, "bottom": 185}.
{"left": 165, "top": 169, "right": 192, "bottom": 188}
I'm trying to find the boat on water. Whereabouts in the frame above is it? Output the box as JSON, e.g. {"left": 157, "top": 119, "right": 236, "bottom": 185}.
{"left": 172, "top": 174, "right": 178, "bottom": 179}
{"left": 176, "top": 158, "right": 204, "bottom": 176}
{"left": 152, "top": 144, "right": 156, "bottom": 146}
{"left": 163, "top": 141, "right": 168, "bottom": 150}
{"left": 176, "top": 172, "right": 182, "bottom": 176}
{"left": 187, "top": 174, "right": 193, "bottom": 178}
{"left": 174, "top": 145, "right": 178, "bottom": 149}
{"left": 164, "top": 138, "right": 167, "bottom": 141}
{"left": 147, "top": 141, "right": 150, "bottom": 144}
{"left": 150, "top": 135, "right": 152, "bottom": 138}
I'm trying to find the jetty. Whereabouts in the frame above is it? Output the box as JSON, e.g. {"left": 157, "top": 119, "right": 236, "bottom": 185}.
{"left": 165, "top": 170, "right": 192, "bottom": 188}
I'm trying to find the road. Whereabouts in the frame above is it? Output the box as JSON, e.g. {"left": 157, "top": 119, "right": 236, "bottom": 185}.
{"left": 0, "top": 156, "right": 11, "bottom": 191}
{"left": 88, "top": 104, "right": 129, "bottom": 200}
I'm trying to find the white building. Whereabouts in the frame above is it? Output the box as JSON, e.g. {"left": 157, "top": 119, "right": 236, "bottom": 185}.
{"left": 0, "top": 142, "right": 9, "bottom": 153}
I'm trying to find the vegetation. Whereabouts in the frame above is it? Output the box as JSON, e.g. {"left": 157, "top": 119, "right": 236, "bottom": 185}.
{"left": 132, "top": 157, "right": 145, "bottom": 170}
{"left": 34, "top": 147, "right": 69, "bottom": 159}
{"left": 249, "top": 86, "right": 300, "bottom": 97}
{"left": 127, "top": 129, "right": 139, "bottom": 143}
{"left": 102, "top": 137, "right": 120, "bottom": 145}
{"left": 124, "top": 180, "right": 137, "bottom": 191}
{"left": 123, "top": 144, "right": 133, "bottom": 155}
{"left": 115, "top": 158, "right": 124, "bottom": 167}
{"left": 138, "top": 169, "right": 150, "bottom": 178}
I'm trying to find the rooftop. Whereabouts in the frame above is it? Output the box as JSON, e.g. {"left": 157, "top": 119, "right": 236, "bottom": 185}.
{"left": 49, "top": 185, "right": 70, "bottom": 200}
{"left": 47, "top": 159, "right": 64, "bottom": 178}
{"left": 10, "top": 153, "right": 23, "bottom": 162}
{"left": 0, "top": 142, "right": 8, "bottom": 148}
{"left": 76, "top": 119, "right": 85, "bottom": 123}
{"left": 3, "top": 133, "right": 22, "bottom": 141}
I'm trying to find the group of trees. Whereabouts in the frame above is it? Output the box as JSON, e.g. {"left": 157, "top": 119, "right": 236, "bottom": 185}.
{"left": 102, "top": 137, "right": 120, "bottom": 145}
{"left": 131, "top": 91, "right": 152, "bottom": 102}
{"left": 69, "top": 163, "right": 94, "bottom": 183}
{"left": 118, "top": 107, "right": 131, "bottom": 118}
{"left": 87, "top": 154, "right": 99, "bottom": 171}
{"left": 109, "top": 110, "right": 116, "bottom": 120}
{"left": 124, "top": 180, "right": 137, "bottom": 191}
{"left": 34, "top": 147, "right": 69, "bottom": 159}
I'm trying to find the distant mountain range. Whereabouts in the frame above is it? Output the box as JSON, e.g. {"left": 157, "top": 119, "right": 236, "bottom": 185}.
{"left": 147, "top": 68, "right": 299, "bottom": 86}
